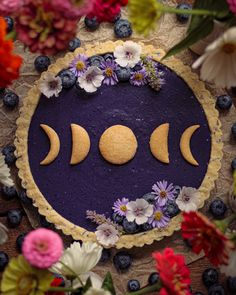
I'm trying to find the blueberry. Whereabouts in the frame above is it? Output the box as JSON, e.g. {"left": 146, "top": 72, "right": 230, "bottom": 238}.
{"left": 2, "top": 145, "right": 15, "bottom": 155}
{"left": 58, "top": 69, "right": 76, "bottom": 89}
{"left": 16, "top": 233, "right": 27, "bottom": 253}
{"left": 4, "top": 153, "right": 16, "bottom": 165}
{"left": 174, "top": 185, "right": 182, "bottom": 198}
{"left": 1, "top": 186, "right": 18, "bottom": 201}
{"left": 89, "top": 55, "right": 105, "bottom": 67}
{"left": 227, "top": 276, "right": 236, "bottom": 292}
{"left": 39, "top": 214, "right": 52, "bottom": 228}
{"left": 176, "top": 3, "right": 192, "bottom": 23}
{"left": 34, "top": 55, "right": 51, "bottom": 73}
{"left": 18, "top": 190, "right": 32, "bottom": 205}
{"left": 193, "top": 292, "right": 204, "bottom": 295}
{"left": 208, "top": 284, "right": 225, "bottom": 295}
{"left": 7, "top": 209, "right": 23, "bottom": 228}
{"left": 113, "top": 251, "right": 132, "bottom": 271}
{"left": 114, "top": 19, "right": 132, "bottom": 38}
{"left": 2, "top": 144, "right": 16, "bottom": 165}
{"left": 0, "top": 252, "right": 9, "bottom": 272}
{"left": 99, "top": 249, "right": 111, "bottom": 263}
{"left": 142, "top": 193, "right": 156, "bottom": 204}
{"left": 232, "top": 123, "right": 236, "bottom": 139}
{"left": 133, "top": 64, "right": 143, "bottom": 71}
{"left": 116, "top": 66, "right": 131, "bottom": 82}
{"left": 141, "top": 222, "right": 153, "bottom": 232}
{"left": 202, "top": 268, "right": 219, "bottom": 288}
{"left": 216, "top": 95, "right": 232, "bottom": 110}
{"left": 84, "top": 16, "right": 100, "bottom": 31}
{"left": 104, "top": 53, "right": 114, "bottom": 62}
{"left": 209, "top": 199, "right": 227, "bottom": 219}
{"left": 164, "top": 201, "right": 180, "bottom": 218}
{"left": 148, "top": 272, "right": 160, "bottom": 285}
{"left": 4, "top": 16, "right": 14, "bottom": 33}
{"left": 231, "top": 158, "right": 236, "bottom": 170}
{"left": 113, "top": 12, "right": 121, "bottom": 23}
{"left": 127, "top": 279, "right": 140, "bottom": 292}
{"left": 122, "top": 218, "right": 140, "bottom": 234}
{"left": 3, "top": 91, "right": 19, "bottom": 109}
{"left": 68, "top": 38, "right": 81, "bottom": 52}
{"left": 112, "top": 212, "right": 124, "bottom": 224}
{"left": 0, "top": 88, "right": 5, "bottom": 98}
{"left": 183, "top": 238, "right": 193, "bottom": 249}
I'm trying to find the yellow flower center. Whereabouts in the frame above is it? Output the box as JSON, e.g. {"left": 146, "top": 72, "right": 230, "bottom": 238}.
{"left": 120, "top": 205, "right": 127, "bottom": 212}
{"left": 105, "top": 67, "right": 113, "bottom": 77}
{"left": 76, "top": 61, "right": 85, "bottom": 70}
{"left": 154, "top": 211, "right": 163, "bottom": 221}
{"left": 160, "top": 191, "right": 167, "bottom": 198}
{"left": 222, "top": 43, "right": 235, "bottom": 54}
{"left": 134, "top": 73, "right": 143, "bottom": 81}
{"left": 18, "top": 274, "right": 36, "bottom": 295}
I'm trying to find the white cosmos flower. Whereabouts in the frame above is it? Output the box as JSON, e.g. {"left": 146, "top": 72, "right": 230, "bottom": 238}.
{"left": 126, "top": 198, "right": 154, "bottom": 225}
{"left": 51, "top": 241, "right": 102, "bottom": 277}
{"left": 39, "top": 72, "right": 62, "bottom": 98}
{"left": 192, "top": 27, "right": 236, "bottom": 88}
{"left": 220, "top": 249, "right": 236, "bottom": 277}
{"left": 95, "top": 223, "right": 119, "bottom": 247}
{"left": 176, "top": 187, "right": 200, "bottom": 212}
{"left": 0, "top": 153, "right": 13, "bottom": 187}
{"left": 84, "top": 287, "right": 111, "bottom": 295}
{"left": 0, "top": 223, "right": 8, "bottom": 245}
{"left": 114, "top": 41, "right": 142, "bottom": 68}
{"left": 78, "top": 66, "right": 104, "bottom": 93}
{"left": 71, "top": 272, "right": 103, "bottom": 289}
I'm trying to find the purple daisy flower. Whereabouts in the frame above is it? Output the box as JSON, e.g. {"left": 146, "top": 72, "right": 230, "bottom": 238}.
{"left": 70, "top": 54, "right": 88, "bottom": 77}
{"left": 152, "top": 180, "right": 176, "bottom": 207}
{"left": 148, "top": 205, "right": 170, "bottom": 229}
{"left": 112, "top": 197, "right": 129, "bottom": 216}
{"left": 100, "top": 60, "right": 118, "bottom": 86}
{"left": 130, "top": 68, "right": 148, "bottom": 86}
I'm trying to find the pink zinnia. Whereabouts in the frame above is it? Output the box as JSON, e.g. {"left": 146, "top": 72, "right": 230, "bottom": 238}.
{"left": 227, "top": 0, "right": 236, "bottom": 14}
{"left": 0, "top": 0, "right": 27, "bottom": 16}
{"left": 22, "top": 228, "right": 63, "bottom": 269}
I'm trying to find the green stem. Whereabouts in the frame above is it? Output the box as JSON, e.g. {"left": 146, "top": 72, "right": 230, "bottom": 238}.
{"left": 215, "top": 213, "right": 236, "bottom": 233}
{"left": 48, "top": 287, "right": 76, "bottom": 292}
{"left": 125, "top": 282, "right": 161, "bottom": 295}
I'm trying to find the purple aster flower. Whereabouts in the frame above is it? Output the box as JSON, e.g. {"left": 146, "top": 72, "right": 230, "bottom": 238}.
{"left": 112, "top": 198, "right": 129, "bottom": 216}
{"left": 152, "top": 180, "right": 176, "bottom": 207}
{"left": 148, "top": 205, "right": 170, "bottom": 229}
{"left": 100, "top": 60, "right": 118, "bottom": 86}
{"left": 70, "top": 54, "right": 88, "bottom": 77}
{"left": 130, "top": 68, "right": 148, "bottom": 86}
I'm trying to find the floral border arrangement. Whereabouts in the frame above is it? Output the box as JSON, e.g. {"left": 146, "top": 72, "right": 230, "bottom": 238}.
{"left": 15, "top": 41, "right": 223, "bottom": 248}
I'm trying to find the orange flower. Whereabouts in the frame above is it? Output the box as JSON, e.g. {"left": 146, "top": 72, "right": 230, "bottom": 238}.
{"left": 0, "top": 17, "right": 22, "bottom": 88}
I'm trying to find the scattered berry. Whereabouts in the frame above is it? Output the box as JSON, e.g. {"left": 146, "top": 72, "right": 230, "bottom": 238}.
{"left": 113, "top": 12, "right": 121, "bottom": 23}
{"left": 2, "top": 145, "right": 15, "bottom": 155}
{"left": 58, "top": 69, "right": 76, "bottom": 89}
{"left": 68, "top": 38, "right": 81, "bottom": 52}
{"left": 16, "top": 233, "right": 27, "bottom": 253}
{"left": 4, "top": 16, "right": 14, "bottom": 33}
{"left": 104, "top": 53, "right": 114, "bottom": 62}
{"left": 89, "top": 55, "right": 105, "bottom": 67}
{"left": 183, "top": 238, "right": 193, "bottom": 249}
{"left": 18, "top": 190, "right": 32, "bottom": 205}
{"left": 174, "top": 185, "right": 182, "bottom": 198}
{"left": 216, "top": 95, "right": 232, "bottom": 110}
{"left": 112, "top": 212, "right": 124, "bottom": 224}
{"left": 148, "top": 272, "right": 160, "bottom": 285}
{"left": 1, "top": 186, "right": 18, "bottom": 201}
{"left": 209, "top": 199, "right": 227, "bottom": 219}
{"left": 3, "top": 91, "right": 19, "bottom": 109}
{"left": 208, "top": 284, "right": 225, "bottom": 295}
{"left": 34, "top": 55, "right": 51, "bottom": 73}
{"left": 127, "top": 279, "right": 140, "bottom": 292}
{"left": 142, "top": 193, "right": 156, "bottom": 204}
{"left": 202, "top": 268, "right": 219, "bottom": 288}
{"left": 2, "top": 144, "right": 16, "bottom": 165}
{"left": 114, "top": 19, "right": 132, "bottom": 38}
{"left": 100, "top": 249, "right": 111, "bottom": 263}
{"left": 123, "top": 218, "right": 140, "bottom": 234}
{"left": 113, "top": 251, "right": 132, "bottom": 271}
{"left": 7, "top": 209, "right": 23, "bottom": 228}
{"left": 141, "top": 222, "right": 153, "bottom": 232}
{"left": 0, "top": 88, "right": 5, "bottom": 98}
{"left": 164, "top": 201, "right": 180, "bottom": 218}
{"left": 232, "top": 123, "right": 236, "bottom": 139}
{"left": 133, "top": 64, "right": 143, "bottom": 71}
{"left": 116, "top": 66, "right": 131, "bottom": 82}
{"left": 84, "top": 16, "right": 100, "bottom": 31}
{"left": 39, "top": 215, "right": 52, "bottom": 228}
{"left": 227, "top": 276, "right": 236, "bottom": 292}
{"left": 0, "top": 252, "right": 9, "bottom": 272}
{"left": 231, "top": 158, "right": 236, "bottom": 170}
{"left": 176, "top": 3, "right": 192, "bottom": 23}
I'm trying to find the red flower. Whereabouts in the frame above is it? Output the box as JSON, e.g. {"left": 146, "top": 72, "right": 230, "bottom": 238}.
{"left": 0, "top": 17, "right": 22, "bottom": 88}
{"left": 181, "top": 212, "right": 234, "bottom": 266}
{"left": 153, "top": 248, "right": 191, "bottom": 295}
{"left": 45, "top": 277, "right": 65, "bottom": 295}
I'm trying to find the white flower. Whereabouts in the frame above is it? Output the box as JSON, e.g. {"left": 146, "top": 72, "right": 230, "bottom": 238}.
{"left": 95, "top": 223, "right": 119, "bottom": 247}
{"left": 78, "top": 66, "right": 104, "bottom": 93}
{"left": 51, "top": 241, "right": 102, "bottom": 277}
{"left": 39, "top": 72, "right": 62, "bottom": 98}
{"left": 176, "top": 187, "right": 200, "bottom": 212}
{"left": 0, "top": 223, "right": 8, "bottom": 245}
{"left": 220, "top": 249, "right": 236, "bottom": 277}
{"left": 126, "top": 198, "right": 154, "bottom": 225}
{"left": 114, "top": 41, "right": 142, "bottom": 68}
{"left": 192, "top": 27, "right": 236, "bottom": 88}
{"left": 71, "top": 272, "right": 103, "bottom": 289}
{"left": 84, "top": 287, "right": 111, "bottom": 295}
{"left": 0, "top": 153, "right": 13, "bottom": 187}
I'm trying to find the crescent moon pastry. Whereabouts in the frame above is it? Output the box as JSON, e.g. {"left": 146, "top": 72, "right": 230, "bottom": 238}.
{"left": 40, "top": 124, "right": 60, "bottom": 165}
{"left": 180, "top": 125, "right": 200, "bottom": 166}
{"left": 150, "top": 123, "right": 170, "bottom": 164}
{"left": 70, "top": 124, "right": 91, "bottom": 165}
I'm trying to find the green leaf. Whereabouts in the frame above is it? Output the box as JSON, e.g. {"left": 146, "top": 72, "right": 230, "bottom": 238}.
{"left": 163, "top": 17, "right": 214, "bottom": 59}
{"left": 83, "top": 277, "right": 92, "bottom": 293}
{"left": 102, "top": 272, "right": 116, "bottom": 295}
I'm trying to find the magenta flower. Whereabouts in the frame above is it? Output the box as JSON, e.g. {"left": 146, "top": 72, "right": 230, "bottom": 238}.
{"left": 70, "top": 54, "right": 88, "bottom": 77}
{"left": 152, "top": 180, "right": 176, "bottom": 206}
{"left": 0, "top": 0, "right": 27, "bottom": 16}
{"left": 112, "top": 197, "right": 129, "bottom": 216}
{"left": 22, "top": 228, "right": 63, "bottom": 269}
{"left": 148, "top": 205, "right": 170, "bottom": 229}
{"left": 227, "top": 0, "right": 236, "bottom": 14}
{"left": 100, "top": 60, "right": 118, "bottom": 86}
{"left": 130, "top": 68, "right": 148, "bottom": 86}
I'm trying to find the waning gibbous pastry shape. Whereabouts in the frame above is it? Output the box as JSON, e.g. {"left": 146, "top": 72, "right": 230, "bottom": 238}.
{"left": 70, "top": 124, "right": 91, "bottom": 165}
{"left": 180, "top": 125, "right": 200, "bottom": 166}
{"left": 40, "top": 124, "right": 60, "bottom": 165}
{"left": 150, "top": 123, "right": 170, "bottom": 164}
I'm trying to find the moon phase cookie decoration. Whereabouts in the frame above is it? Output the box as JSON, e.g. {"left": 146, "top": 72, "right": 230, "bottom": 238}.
{"left": 15, "top": 41, "right": 223, "bottom": 248}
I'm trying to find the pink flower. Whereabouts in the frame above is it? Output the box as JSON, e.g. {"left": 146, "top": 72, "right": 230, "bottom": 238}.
{"left": 22, "top": 228, "right": 63, "bottom": 269}
{"left": 227, "top": 0, "right": 236, "bottom": 14}
{"left": 0, "top": 0, "right": 27, "bottom": 16}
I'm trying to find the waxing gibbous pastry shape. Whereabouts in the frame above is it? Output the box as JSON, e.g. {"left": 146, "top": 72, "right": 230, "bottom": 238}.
{"left": 150, "top": 123, "right": 170, "bottom": 164}
{"left": 180, "top": 125, "right": 200, "bottom": 166}
{"left": 70, "top": 124, "right": 91, "bottom": 165}
{"left": 40, "top": 124, "right": 60, "bottom": 165}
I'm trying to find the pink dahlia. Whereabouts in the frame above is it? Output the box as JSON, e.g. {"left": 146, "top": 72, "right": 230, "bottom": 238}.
{"left": 15, "top": 0, "right": 78, "bottom": 55}
{"left": 22, "top": 228, "right": 63, "bottom": 269}
{"left": 227, "top": 0, "right": 236, "bottom": 14}
{"left": 51, "top": 0, "right": 95, "bottom": 18}
{"left": 0, "top": 0, "right": 27, "bottom": 16}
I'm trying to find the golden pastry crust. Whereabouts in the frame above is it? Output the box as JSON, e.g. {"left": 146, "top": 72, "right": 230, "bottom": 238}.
{"left": 150, "top": 123, "right": 169, "bottom": 164}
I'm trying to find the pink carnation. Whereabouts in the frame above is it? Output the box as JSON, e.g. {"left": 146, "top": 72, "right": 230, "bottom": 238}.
{"left": 0, "top": 0, "right": 27, "bottom": 16}
{"left": 227, "top": 0, "right": 236, "bottom": 14}
{"left": 22, "top": 228, "right": 63, "bottom": 269}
